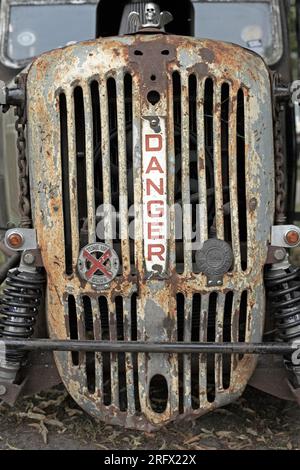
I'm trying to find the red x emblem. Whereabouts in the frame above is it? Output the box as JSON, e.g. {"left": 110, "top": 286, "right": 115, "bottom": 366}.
{"left": 83, "top": 248, "right": 113, "bottom": 280}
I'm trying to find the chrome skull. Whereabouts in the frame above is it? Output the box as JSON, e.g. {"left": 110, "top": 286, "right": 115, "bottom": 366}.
{"left": 145, "top": 3, "right": 160, "bottom": 25}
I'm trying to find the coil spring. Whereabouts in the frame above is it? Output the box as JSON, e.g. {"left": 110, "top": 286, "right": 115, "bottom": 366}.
{"left": 265, "top": 265, "right": 300, "bottom": 341}
{"left": 0, "top": 269, "right": 45, "bottom": 362}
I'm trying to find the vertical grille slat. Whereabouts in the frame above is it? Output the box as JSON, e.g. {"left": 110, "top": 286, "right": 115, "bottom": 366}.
{"left": 199, "top": 294, "right": 209, "bottom": 407}
{"left": 132, "top": 75, "right": 143, "bottom": 274}
{"left": 228, "top": 86, "right": 242, "bottom": 271}
{"left": 236, "top": 89, "right": 248, "bottom": 271}
{"left": 116, "top": 71, "right": 130, "bottom": 275}
{"left": 213, "top": 85, "right": 224, "bottom": 240}
{"left": 181, "top": 73, "right": 193, "bottom": 273}
{"left": 168, "top": 70, "right": 177, "bottom": 272}
{"left": 82, "top": 83, "right": 96, "bottom": 244}
{"left": 183, "top": 295, "right": 192, "bottom": 411}
{"left": 66, "top": 90, "right": 80, "bottom": 270}
{"left": 75, "top": 295, "right": 87, "bottom": 366}
{"left": 91, "top": 297, "right": 102, "bottom": 397}
{"left": 108, "top": 296, "right": 119, "bottom": 408}
{"left": 99, "top": 79, "right": 113, "bottom": 245}
{"left": 123, "top": 296, "right": 136, "bottom": 415}
{"left": 124, "top": 74, "right": 135, "bottom": 272}
{"left": 214, "top": 293, "right": 225, "bottom": 393}
{"left": 223, "top": 291, "right": 234, "bottom": 389}
{"left": 230, "top": 291, "right": 242, "bottom": 374}
{"left": 196, "top": 78, "right": 208, "bottom": 247}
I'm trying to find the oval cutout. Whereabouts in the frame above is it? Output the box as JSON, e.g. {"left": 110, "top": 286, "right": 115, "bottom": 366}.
{"left": 149, "top": 374, "right": 168, "bottom": 413}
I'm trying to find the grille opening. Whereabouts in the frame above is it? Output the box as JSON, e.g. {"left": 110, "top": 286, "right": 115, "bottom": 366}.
{"left": 91, "top": 80, "right": 103, "bottom": 240}
{"left": 131, "top": 293, "right": 141, "bottom": 412}
{"left": 207, "top": 292, "right": 217, "bottom": 402}
{"left": 176, "top": 293, "right": 185, "bottom": 413}
{"left": 238, "top": 290, "right": 248, "bottom": 360}
{"left": 191, "top": 294, "right": 201, "bottom": 409}
{"left": 147, "top": 90, "right": 161, "bottom": 105}
{"left": 237, "top": 89, "right": 247, "bottom": 270}
{"left": 59, "top": 93, "right": 73, "bottom": 275}
{"left": 173, "top": 72, "right": 184, "bottom": 273}
{"left": 74, "top": 86, "right": 88, "bottom": 249}
{"left": 189, "top": 74, "right": 199, "bottom": 267}
{"left": 124, "top": 73, "right": 135, "bottom": 272}
{"left": 222, "top": 291, "right": 234, "bottom": 390}
{"left": 68, "top": 295, "right": 79, "bottom": 366}
{"left": 204, "top": 78, "right": 215, "bottom": 239}
{"left": 116, "top": 296, "right": 128, "bottom": 411}
{"left": 221, "top": 83, "right": 232, "bottom": 244}
{"left": 98, "top": 296, "right": 111, "bottom": 405}
{"left": 82, "top": 296, "right": 95, "bottom": 394}
{"left": 149, "top": 375, "right": 168, "bottom": 413}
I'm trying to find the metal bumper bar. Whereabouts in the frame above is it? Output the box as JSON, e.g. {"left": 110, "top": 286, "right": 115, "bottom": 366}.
{"left": 0, "top": 338, "right": 300, "bottom": 356}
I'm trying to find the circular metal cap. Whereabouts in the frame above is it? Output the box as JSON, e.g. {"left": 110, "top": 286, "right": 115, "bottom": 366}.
{"left": 196, "top": 239, "right": 233, "bottom": 277}
{"left": 77, "top": 243, "right": 119, "bottom": 288}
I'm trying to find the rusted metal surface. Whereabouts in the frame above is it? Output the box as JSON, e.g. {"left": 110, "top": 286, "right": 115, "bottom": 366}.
{"left": 249, "top": 355, "right": 297, "bottom": 402}
{"left": 27, "top": 34, "right": 275, "bottom": 430}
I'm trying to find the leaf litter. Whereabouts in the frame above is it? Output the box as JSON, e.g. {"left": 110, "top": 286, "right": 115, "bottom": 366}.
{"left": 0, "top": 386, "right": 299, "bottom": 450}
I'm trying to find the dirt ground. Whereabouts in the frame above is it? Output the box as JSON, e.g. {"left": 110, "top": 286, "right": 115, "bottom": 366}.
{"left": 0, "top": 386, "right": 299, "bottom": 450}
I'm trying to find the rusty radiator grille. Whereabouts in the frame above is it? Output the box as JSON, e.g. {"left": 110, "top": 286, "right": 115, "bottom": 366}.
{"left": 66, "top": 290, "right": 248, "bottom": 413}
{"left": 27, "top": 34, "right": 275, "bottom": 429}
{"left": 172, "top": 72, "right": 248, "bottom": 274}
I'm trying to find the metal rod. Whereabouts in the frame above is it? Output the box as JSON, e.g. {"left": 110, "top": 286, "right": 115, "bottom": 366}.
{"left": 0, "top": 338, "right": 298, "bottom": 355}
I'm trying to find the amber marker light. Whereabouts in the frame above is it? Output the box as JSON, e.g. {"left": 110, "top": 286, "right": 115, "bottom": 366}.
{"left": 6, "top": 232, "right": 24, "bottom": 249}
{"left": 284, "top": 229, "right": 300, "bottom": 247}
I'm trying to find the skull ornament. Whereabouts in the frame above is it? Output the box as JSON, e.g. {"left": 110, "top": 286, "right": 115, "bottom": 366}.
{"left": 145, "top": 3, "right": 160, "bottom": 25}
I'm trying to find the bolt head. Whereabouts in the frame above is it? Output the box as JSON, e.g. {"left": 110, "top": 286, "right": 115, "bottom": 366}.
{"left": 274, "top": 249, "right": 286, "bottom": 262}
{"left": 23, "top": 252, "right": 35, "bottom": 265}
{"left": 0, "top": 385, "right": 7, "bottom": 396}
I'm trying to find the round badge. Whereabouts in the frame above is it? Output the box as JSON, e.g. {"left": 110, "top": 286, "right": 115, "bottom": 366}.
{"left": 77, "top": 243, "right": 119, "bottom": 288}
{"left": 196, "top": 239, "right": 233, "bottom": 277}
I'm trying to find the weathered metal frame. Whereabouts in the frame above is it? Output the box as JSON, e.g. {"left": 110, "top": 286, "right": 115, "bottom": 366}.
{"left": 27, "top": 34, "right": 274, "bottom": 430}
